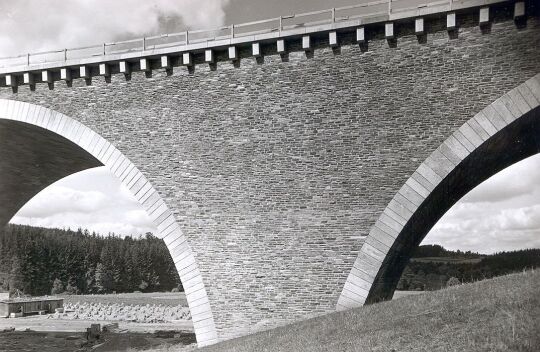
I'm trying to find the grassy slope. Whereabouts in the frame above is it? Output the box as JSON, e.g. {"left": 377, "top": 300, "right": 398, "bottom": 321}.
{"left": 196, "top": 270, "right": 539, "bottom": 352}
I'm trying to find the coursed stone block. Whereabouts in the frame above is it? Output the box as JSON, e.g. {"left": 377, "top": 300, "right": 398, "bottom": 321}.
{"left": 524, "top": 75, "right": 540, "bottom": 102}
{"left": 384, "top": 206, "right": 407, "bottom": 226}
{"left": 507, "top": 89, "right": 532, "bottom": 114}
{"left": 60, "top": 68, "right": 71, "bottom": 81}
{"left": 79, "top": 66, "right": 90, "bottom": 78}
{"left": 23, "top": 72, "right": 34, "bottom": 85}
{"left": 329, "top": 31, "right": 338, "bottom": 47}
{"left": 405, "top": 176, "right": 430, "bottom": 198}
{"left": 514, "top": 2, "right": 525, "bottom": 19}
{"left": 424, "top": 149, "right": 455, "bottom": 179}
{"left": 452, "top": 130, "right": 476, "bottom": 153}
{"left": 342, "top": 280, "right": 370, "bottom": 299}
{"left": 398, "top": 183, "right": 425, "bottom": 207}
{"left": 302, "top": 36, "right": 311, "bottom": 50}
{"left": 99, "top": 63, "right": 109, "bottom": 76}
{"left": 479, "top": 7, "right": 490, "bottom": 26}
{"left": 385, "top": 23, "right": 394, "bottom": 39}
{"left": 361, "top": 242, "right": 387, "bottom": 263}
{"left": 497, "top": 94, "right": 522, "bottom": 119}
{"left": 140, "top": 58, "right": 150, "bottom": 71}
{"left": 447, "top": 12, "right": 456, "bottom": 30}
{"left": 364, "top": 235, "right": 390, "bottom": 256}
{"left": 370, "top": 225, "right": 398, "bottom": 248}
{"left": 466, "top": 118, "right": 490, "bottom": 141}
{"left": 387, "top": 198, "right": 414, "bottom": 222}
{"left": 182, "top": 53, "right": 193, "bottom": 66}
{"left": 356, "top": 27, "right": 365, "bottom": 43}
{"left": 252, "top": 42, "right": 261, "bottom": 57}
{"left": 473, "top": 111, "right": 498, "bottom": 135}
{"left": 161, "top": 55, "right": 170, "bottom": 69}
{"left": 457, "top": 122, "right": 483, "bottom": 148}
{"left": 41, "top": 70, "right": 52, "bottom": 83}
{"left": 119, "top": 61, "right": 130, "bottom": 74}
{"left": 444, "top": 134, "right": 470, "bottom": 159}
{"left": 416, "top": 161, "right": 443, "bottom": 186}
{"left": 276, "top": 39, "right": 285, "bottom": 53}
{"left": 516, "top": 84, "right": 540, "bottom": 108}
{"left": 415, "top": 18, "right": 424, "bottom": 35}
{"left": 5, "top": 74, "right": 15, "bottom": 87}
{"left": 205, "top": 50, "right": 214, "bottom": 63}
{"left": 228, "top": 46, "right": 238, "bottom": 61}
{"left": 482, "top": 105, "right": 507, "bottom": 131}
{"left": 379, "top": 211, "right": 403, "bottom": 232}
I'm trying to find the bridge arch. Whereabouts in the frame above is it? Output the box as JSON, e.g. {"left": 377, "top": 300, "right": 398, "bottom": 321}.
{"left": 338, "top": 73, "right": 540, "bottom": 309}
{"left": 0, "top": 99, "right": 218, "bottom": 346}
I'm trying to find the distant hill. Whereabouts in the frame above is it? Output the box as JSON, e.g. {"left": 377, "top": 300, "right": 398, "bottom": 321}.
{"left": 397, "top": 245, "right": 540, "bottom": 291}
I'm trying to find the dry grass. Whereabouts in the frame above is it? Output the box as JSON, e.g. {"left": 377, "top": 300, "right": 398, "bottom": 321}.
{"left": 188, "top": 270, "right": 540, "bottom": 352}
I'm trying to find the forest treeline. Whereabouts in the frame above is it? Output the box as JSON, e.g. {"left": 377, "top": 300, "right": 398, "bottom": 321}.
{"left": 0, "top": 224, "right": 181, "bottom": 296}
{"left": 398, "top": 244, "right": 540, "bottom": 291}
{"left": 1, "top": 224, "right": 538, "bottom": 296}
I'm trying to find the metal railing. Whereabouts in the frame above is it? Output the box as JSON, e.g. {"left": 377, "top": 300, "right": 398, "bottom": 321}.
{"left": 0, "top": 0, "right": 473, "bottom": 68}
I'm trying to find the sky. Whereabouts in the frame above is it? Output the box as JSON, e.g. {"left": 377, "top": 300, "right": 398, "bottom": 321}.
{"left": 2, "top": 0, "right": 540, "bottom": 254}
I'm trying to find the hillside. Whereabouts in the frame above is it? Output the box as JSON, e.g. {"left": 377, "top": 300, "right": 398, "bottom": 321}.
{"left": 0, "top": 224, "right": 181, "bottom": 296}
{"left": 397, "top": 245, "right": 540, "bottom": 291}
{"left": 194, "top": 270, "right": 540, "bottom": 352}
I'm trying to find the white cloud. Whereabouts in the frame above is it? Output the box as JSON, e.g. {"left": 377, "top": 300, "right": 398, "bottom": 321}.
{"left": 17, "top": 186, "right": 108, "bottom": 218}
{"left": 424, "top": 154, "right": 540, "bottom": 253}
{"left": 460, "top": 154, "right": 540, "bottom": 204}
{"left": 10, "top": 167, "right": 157, "bottom": 237}
{"left": 0, "top": 0, "right": 231, "bottom": 57}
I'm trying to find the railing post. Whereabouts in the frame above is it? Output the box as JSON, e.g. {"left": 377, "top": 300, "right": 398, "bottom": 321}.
{"left": 143, "top": 37, "right": 146, "bottom": 51}
{"left": 103, "top": 43, "right": 106, "bottom": 55}
{"left": 279, "top": 16, "right": 282, "bottom": 35}
{"left": 332, "top": 8, "right": 336, "bottom": 23}
{"left": 27, "top": 53, "right": 30, "bottom": 65}
{"left": 64, "top": 49, "right": 67, "bottom": 61}
{"left": 388, "top": 0, "right": 392, "bottom": 15}
{"left": 186, "top": 31, "right": 189, "bottom": 45}
{"left": 231, "top": 24, "right": 235, "bottom": 38}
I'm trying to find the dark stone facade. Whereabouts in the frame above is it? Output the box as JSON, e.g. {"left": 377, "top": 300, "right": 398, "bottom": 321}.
{"left": 1, "top": 4, "right": 539, "bottom": 339}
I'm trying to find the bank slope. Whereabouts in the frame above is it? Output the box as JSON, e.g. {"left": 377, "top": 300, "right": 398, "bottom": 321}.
{"left": 200, "top": 270, "right": 540, "bottom": 352}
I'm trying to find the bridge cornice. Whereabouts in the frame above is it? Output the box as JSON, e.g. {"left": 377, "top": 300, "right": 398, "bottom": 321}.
{"left": 0, "top": 0, "right": 522, "bottom": 80}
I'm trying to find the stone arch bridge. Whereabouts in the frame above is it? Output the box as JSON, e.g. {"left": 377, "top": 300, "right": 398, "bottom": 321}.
{"left": 0, "top": 0, "right": 539, "bottom": 347}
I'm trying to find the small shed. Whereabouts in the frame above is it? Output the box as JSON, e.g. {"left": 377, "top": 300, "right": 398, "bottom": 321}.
{"left": 0, "top": 297, "right": 63, "bottom": 318}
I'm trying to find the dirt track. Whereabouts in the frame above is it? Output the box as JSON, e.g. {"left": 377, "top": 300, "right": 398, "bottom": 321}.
{"left": 0, "top": 315, "right": 193, "bottom": 333}
{"left": 0, "top": 330, "right": 196, "bottom": 352}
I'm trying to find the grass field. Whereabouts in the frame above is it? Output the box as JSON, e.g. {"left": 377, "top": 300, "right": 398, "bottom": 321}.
{"left": 60, "top": 292, "right": 188, "bottom": 307}
{"left": 410, "top": 257, "right": 483, "bottom": 264}
{"left": 187, "top": 269, "right": 540, "bottom": 352}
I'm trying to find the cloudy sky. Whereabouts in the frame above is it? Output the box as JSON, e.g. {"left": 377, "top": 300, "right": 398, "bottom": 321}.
{"left": 3, "top": 0, "right": 540, "bottom": 254}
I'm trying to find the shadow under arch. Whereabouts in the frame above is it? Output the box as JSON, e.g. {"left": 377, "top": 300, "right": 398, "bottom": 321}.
{"left": 0, "top": 99, "right": 218, "bottom": 347}
{"left": 337, "top": 73, "right": 540, "bottom": 309}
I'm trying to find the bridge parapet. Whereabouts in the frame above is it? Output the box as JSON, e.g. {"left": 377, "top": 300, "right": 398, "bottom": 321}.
{"left": 0, "top": 0, "right": 527, "bottom": 90}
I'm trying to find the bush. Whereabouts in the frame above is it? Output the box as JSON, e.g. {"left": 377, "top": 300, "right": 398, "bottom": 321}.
{"left": 138, "top": 281, "right": 149, "bottom": 291}
{"left": 51, "top": 278, "right": 64, "bottom": 295}
{"left": 65, "top": 283, "right": 80, "bottom": 295}
{"left": 447, "top": 277, "right": 461, "bottom": 287}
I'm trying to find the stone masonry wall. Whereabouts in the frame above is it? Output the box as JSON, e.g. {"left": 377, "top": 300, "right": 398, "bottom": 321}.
{"left": 1, "top": 4, "right": 539, "bottom": 339}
